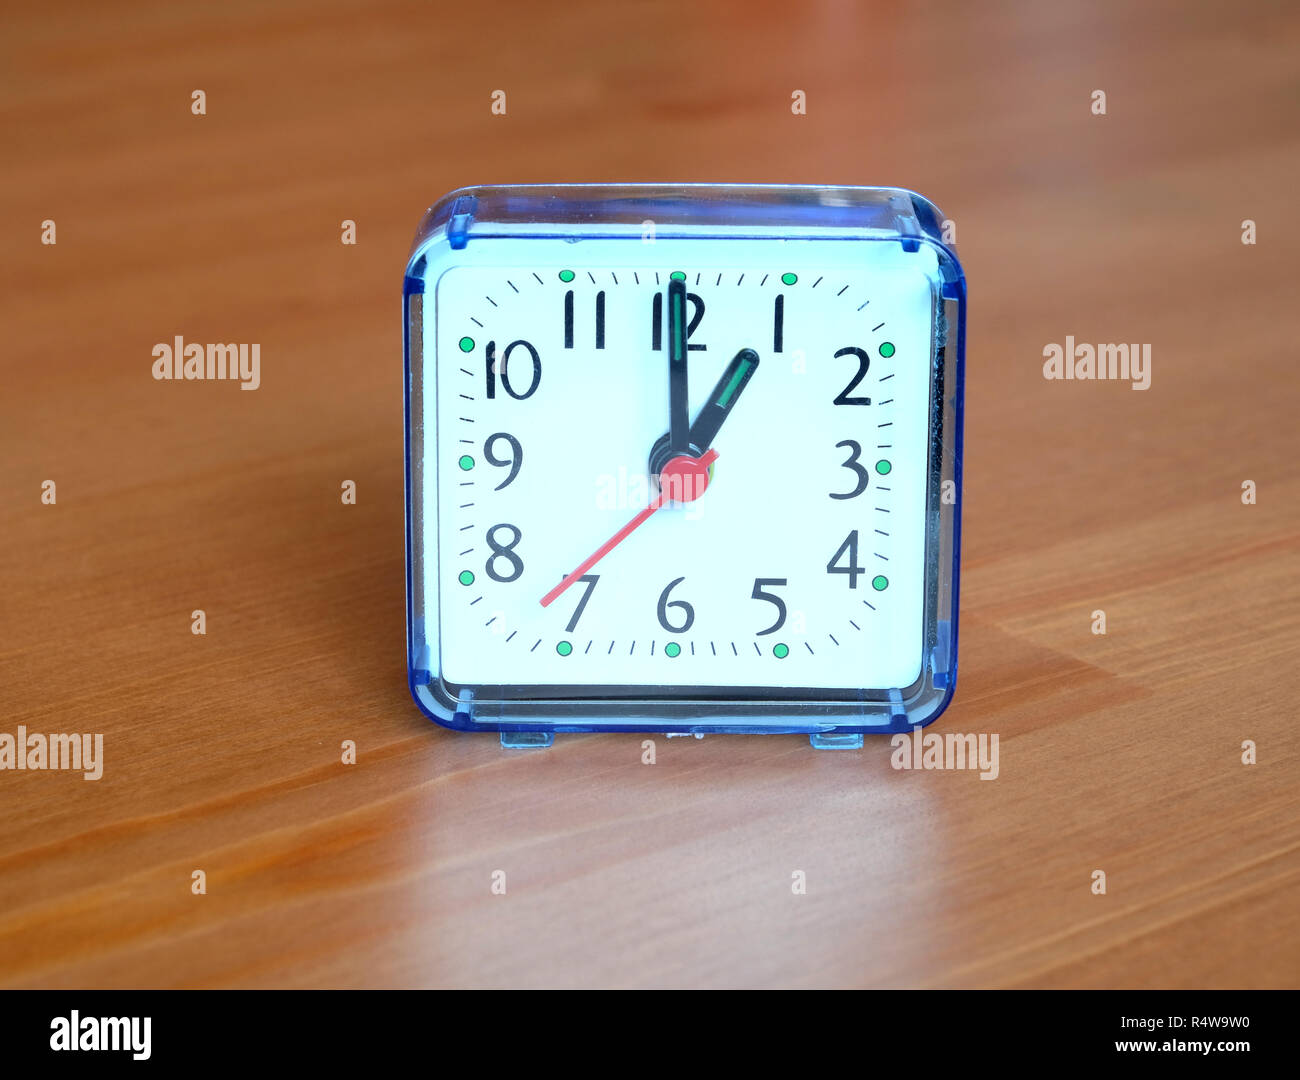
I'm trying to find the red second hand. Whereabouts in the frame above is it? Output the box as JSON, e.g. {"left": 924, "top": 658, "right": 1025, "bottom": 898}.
{"left": 539, "top": 449, "right": 718, "bottom": 608}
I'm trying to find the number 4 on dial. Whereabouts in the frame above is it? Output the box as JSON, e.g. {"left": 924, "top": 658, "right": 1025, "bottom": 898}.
{"left": 826, "top": 531, "right": 865, "bottom": 588}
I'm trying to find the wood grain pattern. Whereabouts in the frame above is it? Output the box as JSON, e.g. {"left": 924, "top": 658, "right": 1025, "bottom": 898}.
{"left": 1, "top": 0, "right": 1297, "bottom": 989}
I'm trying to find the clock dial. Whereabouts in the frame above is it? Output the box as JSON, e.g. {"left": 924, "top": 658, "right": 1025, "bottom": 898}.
{"left": 427, "top": 240, "right": 940, "bottom": 697}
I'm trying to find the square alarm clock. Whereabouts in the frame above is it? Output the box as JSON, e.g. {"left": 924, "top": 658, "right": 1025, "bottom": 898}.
{"left": 402, "top": 184, "right": 965, "bottom": 747}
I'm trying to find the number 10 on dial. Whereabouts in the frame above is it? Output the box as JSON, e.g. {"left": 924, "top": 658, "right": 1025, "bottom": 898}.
{"left": 404, "top": 185, "right": 965, "bottom": 742}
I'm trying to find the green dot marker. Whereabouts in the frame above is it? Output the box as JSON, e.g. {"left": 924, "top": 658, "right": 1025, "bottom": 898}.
{"left": 879, "top": 341, "right": 895, "bottom": 358}
{"left": 872, "top": 575, "right": 888, "bottom": 591}
{"left": 458, "top": 570, "right": 475, "bottom": 586}
{"left": 669, "top": 270, "right": 686, "bottom": 281}
{"left": 664, "top": 642, "right": 681, "bottom": 658}
{"left": 875, "top": 459, "right": 891, "bottom": 475}
{"left": 781, "top": 272, "right": 797, "bottom": 285}
{"left": 558, "top": 269, "right": 575, "bottom": 283}
{"left": 458, "top": 336, "right": 475, "bottom": 353}
{"left": 556, "top": 640, "right": 573, "bottom": 656}
{"left": 458, "top": 455, "right": 474, "bottom": 471}
{"left": 773, "top": 643, "right": 789, "bottom": 659}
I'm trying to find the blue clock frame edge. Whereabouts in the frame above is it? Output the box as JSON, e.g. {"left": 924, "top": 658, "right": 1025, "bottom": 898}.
{"left": 402, "top": 184, "right": 965, "bottom": 746}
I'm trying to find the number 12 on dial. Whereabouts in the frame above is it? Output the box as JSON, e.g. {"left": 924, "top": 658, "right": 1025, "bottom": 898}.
{"left": 404, "top": 185, "right": 965, "bottom": 743}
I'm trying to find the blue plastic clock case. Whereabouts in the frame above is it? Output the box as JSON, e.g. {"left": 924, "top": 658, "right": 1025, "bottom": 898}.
{"left": 403, "top": 185, "right": 965, "bottom": 745}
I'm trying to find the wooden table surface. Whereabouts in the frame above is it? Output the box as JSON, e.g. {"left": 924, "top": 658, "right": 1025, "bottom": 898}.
{"left": 2, "top": 0, "right": 1297, "bottom": 989}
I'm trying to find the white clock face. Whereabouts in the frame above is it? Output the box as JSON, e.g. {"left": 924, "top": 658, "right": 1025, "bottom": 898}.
{"left": 425, "top": 238, "right": 939, "bottom": 697}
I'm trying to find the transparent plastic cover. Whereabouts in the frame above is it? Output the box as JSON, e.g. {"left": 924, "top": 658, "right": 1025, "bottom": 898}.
{"left": 403, "top": 184, "right": 965, "bottom": 735}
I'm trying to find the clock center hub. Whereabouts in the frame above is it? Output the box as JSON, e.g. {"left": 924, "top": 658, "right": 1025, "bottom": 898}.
{"left": 658, "top": 454, "right": 711, "bottom": 503}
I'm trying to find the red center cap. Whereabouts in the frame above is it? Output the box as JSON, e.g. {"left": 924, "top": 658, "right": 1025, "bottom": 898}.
{"left": 659, "top": 454, "right": 711, "bottom": 503}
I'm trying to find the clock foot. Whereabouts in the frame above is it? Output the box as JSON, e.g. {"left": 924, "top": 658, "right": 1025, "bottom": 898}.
{"left": 500, "top": 731, "right": 554, "bottom": 750}
{"left": 809, "top": 732, "right": 864, "bottom": 750}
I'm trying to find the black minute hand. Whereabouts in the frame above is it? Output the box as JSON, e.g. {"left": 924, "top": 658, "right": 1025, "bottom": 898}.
{"left": 689, "top": 347, "right": 760, "bottom": 452}
{"left": 667, "top": 278, "right": 690, "bottom": 455}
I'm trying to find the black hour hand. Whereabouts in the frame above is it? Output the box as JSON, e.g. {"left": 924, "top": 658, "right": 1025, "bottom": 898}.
{"left": 689, "top": 348, "right": 759, "bottom": 452}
